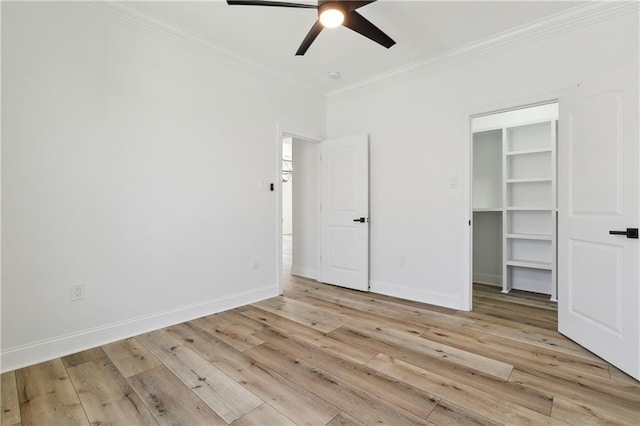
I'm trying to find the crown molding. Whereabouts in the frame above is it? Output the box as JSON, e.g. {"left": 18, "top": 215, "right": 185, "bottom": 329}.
{"left": 67, "top": 1, "right": 637, "bottom": 103}
{"left": 70, "top": 1, "right": 324, "bottom": 97}
{"left": 327, "top": 1, "right": 639, "bottom": 104}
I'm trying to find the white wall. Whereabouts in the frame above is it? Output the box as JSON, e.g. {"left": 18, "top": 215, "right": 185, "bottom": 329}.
{"left": 1, "top": 2, "right": 324, "bottom": 371}
{"left": 472, "top": 212, "right": 502, "bottom": 286}
{"left": 327, "top": 11, "right": 638, "bottom": 309}
{"left": 291, "top": 138, "right": 319, "bottom": 279}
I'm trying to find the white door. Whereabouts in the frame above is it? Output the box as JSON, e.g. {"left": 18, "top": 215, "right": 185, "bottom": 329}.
{"left": 558, "top": 57, "right": 639, "bottom": 379}
{"left": 320, "top": 134, "right": 369, "bottom": 291}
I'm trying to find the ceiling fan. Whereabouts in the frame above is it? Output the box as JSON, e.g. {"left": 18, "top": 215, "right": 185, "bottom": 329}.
{"left": 226, "top": 0, "right": 396, "bottom": 55}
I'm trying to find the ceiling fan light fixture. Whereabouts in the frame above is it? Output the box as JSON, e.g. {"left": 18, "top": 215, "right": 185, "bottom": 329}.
{"left": 319, "top": 8, "right": 344, "bottom": 28}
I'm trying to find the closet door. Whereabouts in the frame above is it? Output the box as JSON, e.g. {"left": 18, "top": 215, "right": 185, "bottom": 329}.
{"left": 558, "top": 57, "right": 639, "bottom": 379}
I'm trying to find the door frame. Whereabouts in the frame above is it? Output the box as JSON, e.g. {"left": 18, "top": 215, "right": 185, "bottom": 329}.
{"left": 275, "top": 126, "right": 322, "bottom": 295}
{"left": 464, "top": 96, "right": 562, "bottom": 312}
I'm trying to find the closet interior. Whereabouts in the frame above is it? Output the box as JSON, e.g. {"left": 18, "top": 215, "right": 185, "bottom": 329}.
{"left": 472, "top": 103, "right": 558, "bottom": 301}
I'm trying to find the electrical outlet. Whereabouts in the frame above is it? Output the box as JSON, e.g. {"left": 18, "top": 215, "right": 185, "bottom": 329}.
{"left": 70, "top": 283, "right": 85, "bottom": 301}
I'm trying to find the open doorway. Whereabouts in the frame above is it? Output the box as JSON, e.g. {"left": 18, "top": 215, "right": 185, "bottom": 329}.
{"left": 469, "top": 102, "right": 558, "bottom": 314}
{"left": 278, "top": 133, "right": 321, "bottom": 294}
{"left": 282, "top": 137, "right": 293, "bottom": 277}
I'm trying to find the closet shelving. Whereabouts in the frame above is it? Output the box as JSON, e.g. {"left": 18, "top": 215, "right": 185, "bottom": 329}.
{"left": 472, "top": 103, "right": 558, "bottom": 301}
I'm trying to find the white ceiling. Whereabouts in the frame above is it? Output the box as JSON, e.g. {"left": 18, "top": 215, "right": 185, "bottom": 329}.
{"left": 120, "top": 0, "right": 584, "bottom": 94}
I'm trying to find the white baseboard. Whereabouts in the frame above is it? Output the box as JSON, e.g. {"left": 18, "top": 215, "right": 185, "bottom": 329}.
{"left": 1, "top": 285, "right": 278, "bottom": 373}
{"left": 290, "top": 265, "right": 317, "bottom": 280}
{"left": 369, "top": 280, "right": 462, "bottom": 310}
{"left": 473, "top": 273, "right": 502, "bottom": 287}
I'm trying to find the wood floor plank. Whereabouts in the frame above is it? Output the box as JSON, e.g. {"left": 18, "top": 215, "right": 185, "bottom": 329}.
{"left": 15, "top": 359, "right": 89, "bottom": 425}
{"left": 191, "top": 311, "right": 266, "bottom": 352}
{"left": 296, "top": 295, "right": 430, "bottom": 338}
{"left": 254, "top": 327, "right": 440, "bottom": 419}
{"left": 127, "top": 365, "right": 226, "bottom": 425}
{"left": 422, "top": 324, "right": 610, "bottom": 379}
{"left": 239, "top": 305, "right": 328, "bottom": 343}
{"left": 246, "top": 343, "right": 429, "bottom": 425}
{"left": 1, "top": 371, "right": 21, "bottom": 426}
{"left": 288, "top": 280, "right": 461, "bottom": 321}
{"left": 466, "top": 303, "right": 557, "bottom": 330}
{"left": 137, "top": 329, "right": 263, "bottom": 423}
{"left": 470, "top": 320, "right": 604, "bottom": 363}
{"left": 473, "top": 284, "right": 557, "bottom": 307}
{"left": 366, "top": 353, "right": 565, "bottom": 425}
{"left": 327, "top": 327, "right": 554, "bottom": 416}
{"left": 427, "top": 399, "right": 498, "bottom": 426}
{"left": 343, "top": 321, "right": 514, "bottom": 381}
{"left": 510, "top": 368, "right": 640, "bottom": 421}
{"left": 325, "top": 412, "right": 366, "bottom": 426}
{"left": 297, "top": 290, "right": 408, "bottom": 319}
{"left": 165, "top": 321, "right": 340, "bottom": 426}
{"left": 609, "top": 365, "right": 640, "bottom": 385}
{"left": 253, "top": 296, "right": 344, "bottom": 333}
{"left": 102, "top": 337, "right": 162, "bottom": 378}
{"left": 61, "top": 347, "right": 108, "bottom": 368}
{"left": 550, "top": 397, "right": 635, "bottom": 425}
{"left": 231, "top": 403, "right": 296, "bottom": 426}
{"left": 66, "top": 357, "right": 158, "bottom": 425}
{"left": 472, "top": 296, "right": 558, "bottom": 323}
{"left": 239, "top": 306, "right": 378, "bottom": 364}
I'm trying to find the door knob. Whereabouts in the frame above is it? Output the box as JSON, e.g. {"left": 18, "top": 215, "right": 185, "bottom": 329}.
{"left": 609, "top": 228, "right": 638, "bottom": 239}
{"left": 353, "top": 217, "right": 366, "bottom": 223}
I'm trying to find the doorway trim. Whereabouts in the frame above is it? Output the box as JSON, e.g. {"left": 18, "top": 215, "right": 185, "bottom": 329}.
{"left": 465, "top": 97, "right": 561, "bottom": 312}
{"left": 275, "top": 126, "right": 322, "bottom": 295}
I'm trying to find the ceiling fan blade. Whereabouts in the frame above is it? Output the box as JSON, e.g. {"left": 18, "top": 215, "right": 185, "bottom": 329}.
{"left": 344, "top": 1, "right": 377, "bottom": 12}
{"left": 343, "top": 10, "right": 395, "bottom": 49}
{"left": 296, "top": 20, "right": 324, "bottom": 55}
{"left": 227, "top": 0, "right": 317, "bottom": 9}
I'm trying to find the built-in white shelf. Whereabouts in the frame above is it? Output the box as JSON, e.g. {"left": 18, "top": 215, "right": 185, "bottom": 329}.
{"left": 506, "top": 178, "right": 552, "bottom": 184}
{"left": 506, "top": 207, "right": 553, "bottom": 211}
{"left": 506, "top": 233, "right": 552, "bottom": 241}
{"left": 506, "top": 259, "right": 553, "bottom": 270}
{"left": 472, "top": 104, "right": 557, "bottom": 301}
{"left": 473, "top": 207, "right": 503, "bottom": 212}
{"left": 506, "top": 148, "right": 552, "bottom": 156}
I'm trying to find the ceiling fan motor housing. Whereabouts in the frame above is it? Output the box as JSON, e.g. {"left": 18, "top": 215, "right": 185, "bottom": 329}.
{"left": 318, "top": 0, "right": 346, "bottom": 16}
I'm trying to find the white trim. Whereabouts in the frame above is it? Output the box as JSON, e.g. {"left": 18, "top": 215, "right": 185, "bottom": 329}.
{"left": 327, "top": 2, "right": 638, "bottom": 103}
{"left": 276, "top": 126, "right": 284, "bottom": 295}
{"left": 472, "top": 103, "right": 559, "bottom": 132}
{"left": 369, "top": 281, "right": 462, "bottom": 310}
{"left": 0, "top": 285, "right": 278, "bottom": 373}
{"left": 69, "top": 1, "right": 637, "bottom": 101}
{"left": 290, "top": 266, "right": 317, "bottom": 280}
{"left": 463, "top": 113, "right": 472, "bottom": 311}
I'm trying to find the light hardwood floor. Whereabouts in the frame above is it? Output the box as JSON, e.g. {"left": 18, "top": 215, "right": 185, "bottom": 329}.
{"left": 2, "top": 237, "right": 638, "bottom": 425}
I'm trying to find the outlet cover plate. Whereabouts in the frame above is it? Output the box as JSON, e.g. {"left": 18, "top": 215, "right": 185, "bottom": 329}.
{"left": 70, "top": 283, "right": 85, "bottom": 301}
